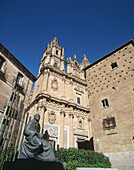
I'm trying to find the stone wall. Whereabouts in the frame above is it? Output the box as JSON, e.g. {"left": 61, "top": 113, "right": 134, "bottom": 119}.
{"left": 85, "top": 41, "right": 134, "bottom": 170}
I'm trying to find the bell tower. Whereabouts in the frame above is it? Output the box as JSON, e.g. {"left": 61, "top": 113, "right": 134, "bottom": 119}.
{"left": 39, "top": 37, "right": 65, "bottom": 73}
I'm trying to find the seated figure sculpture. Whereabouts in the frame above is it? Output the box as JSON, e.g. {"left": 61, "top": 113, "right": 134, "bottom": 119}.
{"left": 20, "top": 113, "right": 56, "bottom": 162}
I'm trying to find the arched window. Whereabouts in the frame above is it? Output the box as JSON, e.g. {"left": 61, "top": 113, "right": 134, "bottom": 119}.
{"left": 56, "top": 50, "right": 58, "bottom": 55}
{"left": 54, "top": 62, "right": 57, "bottom": 68}
{"left": 17, "top": 72, "right": 23, "bottom": 85}
{"left": 79, "top": 120, "right": 82, "bottom": 128}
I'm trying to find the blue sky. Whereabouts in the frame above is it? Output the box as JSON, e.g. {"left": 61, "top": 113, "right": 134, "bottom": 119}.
{"left": 1, "top": 0, "right": 134, "bottom": 77}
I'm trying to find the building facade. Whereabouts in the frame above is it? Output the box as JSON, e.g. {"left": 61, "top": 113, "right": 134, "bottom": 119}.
{"left": 28, "top": 37, "right": 91, "bottom": 149}
{"left": 0, "top": 43, "right": 36, "bottom": 122}
{"left": 84, "top": 40, "right": 134, "bottom": 170}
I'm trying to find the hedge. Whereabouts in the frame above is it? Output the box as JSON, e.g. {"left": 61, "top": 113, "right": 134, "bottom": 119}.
{"left": 55, "top": 148, "right": 111, "bottom": 170}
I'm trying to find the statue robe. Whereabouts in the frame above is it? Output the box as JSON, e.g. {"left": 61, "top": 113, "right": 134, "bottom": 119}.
{"left": 20, "top": 119, "right": 56, "bottom": 161}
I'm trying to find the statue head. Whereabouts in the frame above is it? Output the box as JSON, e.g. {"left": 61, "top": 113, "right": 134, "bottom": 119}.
{"left": 34, "top": 113, "right": 40, "bottom": 122}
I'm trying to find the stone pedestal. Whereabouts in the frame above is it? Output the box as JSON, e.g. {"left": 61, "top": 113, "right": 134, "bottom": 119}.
{"left": 3, "top": 159, "right": 65, "bottom": 170}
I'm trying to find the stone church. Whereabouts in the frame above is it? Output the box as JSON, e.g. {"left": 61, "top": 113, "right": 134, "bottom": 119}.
{"left": 28, "top": 37, "right": 91, "bottom": 149}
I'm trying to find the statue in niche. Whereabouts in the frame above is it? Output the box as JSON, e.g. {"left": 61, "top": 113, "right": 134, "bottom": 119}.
{"left": 20, "top": 113, "right": 56, "bottom": 161}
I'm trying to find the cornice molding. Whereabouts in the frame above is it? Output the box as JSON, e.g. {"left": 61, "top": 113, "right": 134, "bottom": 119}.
{"left": 27, "top": 92, "right": 90, "bottom": 113}
{"left": 37, "top": 64, "right": 87, "bottom": 86}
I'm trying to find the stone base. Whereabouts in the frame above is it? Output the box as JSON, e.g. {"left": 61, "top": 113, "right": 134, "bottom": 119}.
{"left": 76, "top": 168, "right": 118, "bottom": 170}
{"left": 104, "top": 151, "right": 134, "bottom": 170}
{"left": 3, "top": 159, "right": 65, "bottom": 170}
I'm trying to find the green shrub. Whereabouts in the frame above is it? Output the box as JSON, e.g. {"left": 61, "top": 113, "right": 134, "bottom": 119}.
{"left": 55, "top": 148, "right": 111, "bottom": 170}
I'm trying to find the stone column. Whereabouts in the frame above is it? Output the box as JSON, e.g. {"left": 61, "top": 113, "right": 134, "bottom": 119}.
{"left": 59, "top": 111, "right": 65, "bottom": 148}
{"left": 42, "top": 69, "right": 50, "bottom": 92}
{"left": 69, "top": 111, "right": 74, "bottom": 147}
{"left": 74, "top": 135, "right": 78, "bottom": 148}
{"left": 38, "top": 100, "right": 47, "bottom": 133}
{"left": 61, "top": 77, "right": 65, "bottom": 99}
{"left": 69, "top": 80, "right": 73, "bottom": 102}
{"left": 88, "top": 117, "right": 93, "bottom": 138}
{"left": 71, "top": 80, "right": 74, "bottom": 101}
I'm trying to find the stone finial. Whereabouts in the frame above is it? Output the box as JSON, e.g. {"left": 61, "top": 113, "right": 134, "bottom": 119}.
{"left": 73, "top": 54, "right": 77, "bottom": 60}
{"left": 51, "top": 37, "right": 58, "bottom": 44}
{"left": 82, "top": 53, "right": 88, "bottom": 61}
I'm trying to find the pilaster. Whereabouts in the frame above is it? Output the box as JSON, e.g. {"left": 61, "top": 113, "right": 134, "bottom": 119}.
{"left": 69, "top": 109, "right": 74, "bottom": 147}
{"left": 59, "top": 110, "right": 65, "bottom": 148}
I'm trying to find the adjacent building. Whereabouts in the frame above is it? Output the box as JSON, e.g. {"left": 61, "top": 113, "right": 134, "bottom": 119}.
{"left": 0, "top": 43, "right": 36, "bottom": 122}
{"left": 84, "top": 40, "right": 134, "bottom": 170}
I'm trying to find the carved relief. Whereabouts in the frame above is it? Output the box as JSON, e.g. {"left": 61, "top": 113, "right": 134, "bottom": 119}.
{"left": 48, "top": 111, "right": 56, "bottom": 124}
{"left": 51, "top": 78, "right": 58, "bottom": 91}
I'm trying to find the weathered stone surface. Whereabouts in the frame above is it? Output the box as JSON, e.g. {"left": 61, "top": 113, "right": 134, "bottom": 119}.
{"left": 85, "top": 41, "right": 134, "bottom": 170}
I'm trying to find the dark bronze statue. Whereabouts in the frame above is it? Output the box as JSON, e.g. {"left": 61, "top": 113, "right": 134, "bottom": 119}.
{"left": 20, "top": 113, "right": 56, "bottom": 161}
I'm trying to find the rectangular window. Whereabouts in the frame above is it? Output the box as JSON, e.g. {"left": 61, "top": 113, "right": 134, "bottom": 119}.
{"left": 111, "top": 62, "right": 118, "bottom": 69}
{"left": 17, "top": 72, "right": 23, "bottom": 85}
{"left": 102, "top": 99, "right": 109, "bottom": 108}
{"left": 77, "top": 97, "right": 80, "bottom": 104}
{"left": 0, "top": 56, "right": 5, "bottom": 70}
{"left": 56, "top": 50, "right": 58, "bottom": 55}
{"left": 54, "top": 62, "right": 57, "bottom": 68}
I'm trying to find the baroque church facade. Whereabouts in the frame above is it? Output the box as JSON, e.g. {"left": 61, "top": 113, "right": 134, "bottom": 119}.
{"left": 28, "top": 37, "right": 91, "bottom": 149}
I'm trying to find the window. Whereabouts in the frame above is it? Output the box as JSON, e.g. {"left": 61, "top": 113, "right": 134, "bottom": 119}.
{"left": 17, "top": 72, "right": 23, "bottom": 85}
{"left": 102, "top": 99, "right": 109, "bottom": 108}
{"left": 84, "top": 72, "right": 86, "bottom": 79}
{"left": 54, "top": 62, "right": 57, "bottom": 68}
{"left": 77, "top": 97, "right": 80, "bottom": 104}
{"left": 79, "top": 121, "right": 82, "bottom": 128}
{"left": 111, "top": 62, "right": 118, "bottom": 69}
{"left": 56, "top": 50, "right": 58, "bottom": 55}
{"left": 0, "top": 56, "right": 5, "bottom": 70}
{"left": 10, "top": 92, "right": 17, "bottom": 102}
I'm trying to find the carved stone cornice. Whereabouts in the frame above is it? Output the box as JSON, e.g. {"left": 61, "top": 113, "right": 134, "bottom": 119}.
{"left": 27, "top": 91, "right": 90, "bottom": 114}
{"left": 37, "top": 64, "right": 87, "bottom": 86}
{"left": 74, "top": 87, "right": 84, "bottom": 94}
{"left": 74, "top": 128, "right": 88, "bottom": 137}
